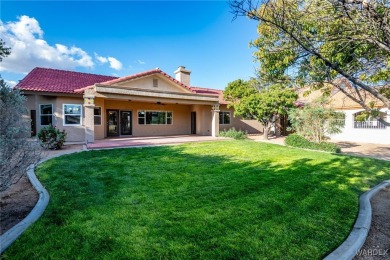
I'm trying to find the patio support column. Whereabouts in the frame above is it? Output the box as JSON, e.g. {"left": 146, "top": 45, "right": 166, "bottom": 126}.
{"left": 211, "top": 104, "right": 220, "bottom": 137}
{"left": 83, "top": 94, "right": 95, "bottom": 144}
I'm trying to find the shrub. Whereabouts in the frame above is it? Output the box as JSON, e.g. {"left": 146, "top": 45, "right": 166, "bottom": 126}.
{"left": 288, "top": 98, "right": 345, "bottom": 143}
{"left": 285, "top": 134, "right": 341, "bottom": 153}
{"left": 38, "top": 125, "right": 67, "bottom": 150}
{"left": 219, "top": 128, "right": 247, "bottom": 139}
{"left": 1, "top": 79, "right": 41, "bottom": 192}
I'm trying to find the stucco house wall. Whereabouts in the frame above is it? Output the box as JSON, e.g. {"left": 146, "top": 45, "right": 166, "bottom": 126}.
{"left": 102, "top": 100, "right": 193, "bottom": 138}
{"left": 219, "top": 105, "right": 264, "bottom": 134}
{"left": 191, "top": 104, "right": 213, "bottom": 136}
{"left": 55, "top": 96, "right": 85, "bottom": 142}
{"left": 94, "top": 97, "right": 105, "bottom": 140}
{"left": 24, "top": 94, "right": 86, "bottom": 142}
{"left": 115, "top": 75, "right": 191, "bottom": 93}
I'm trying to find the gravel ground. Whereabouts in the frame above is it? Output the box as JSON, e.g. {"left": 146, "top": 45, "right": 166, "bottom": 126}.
{"left": 354, "top": 186, "right": 390, "bottom": 259}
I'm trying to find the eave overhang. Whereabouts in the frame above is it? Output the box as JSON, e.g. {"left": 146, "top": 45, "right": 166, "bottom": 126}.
{"left": 94, "top": 84, "right": 219, "bottom": 104}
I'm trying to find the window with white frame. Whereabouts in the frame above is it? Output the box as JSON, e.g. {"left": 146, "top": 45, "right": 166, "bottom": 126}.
{"left": 219, "top": 111, "right": 231, "bottom": 125}
{"left": 40, "top": 104, "right": 53, "bottom": 126}
{"left": 94, "top": 107, "right": 102, "bottom": 125}
{"left": 138, "top": 111, "right": 173, "bottom": 125}
{"left": 63, "top": 104, "right": 82, "bottom": 126}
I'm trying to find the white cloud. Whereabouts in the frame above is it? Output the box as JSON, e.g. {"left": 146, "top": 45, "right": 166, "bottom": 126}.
{"left": 95, "top": 52, "right": 108, "bottom": 64}
{"left": 94, "top": 53, "right": 122, "bottom": 70}
{"left": 0, "top": 16, "right": 123, "bottom": 74}
{"left": 107, "top": 57, "right": 122, "bottom": 70}
{"left": 4, "top": 79, "right": 17, "bottom": 87}
{"left": 0, "top": 16, "right": 94, "bottom": 73}
{"left": 137, "top": 59, "right": 146, "bottom": 65}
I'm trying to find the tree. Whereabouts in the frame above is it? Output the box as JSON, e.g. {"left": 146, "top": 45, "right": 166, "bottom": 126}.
{"left": 0, "top": 40, "right": 41, "bottom": 192}
{"left": 224, "top": 79, "right": 298, "bottom": 139}
{"left": 0, "top": 39, "right": 11, "bottom": 61}
{"left": 230, "top": 0, "right": 390, "bottom": 113}
{"left": 288, "top": 98, "right": 345, "bottom": 143}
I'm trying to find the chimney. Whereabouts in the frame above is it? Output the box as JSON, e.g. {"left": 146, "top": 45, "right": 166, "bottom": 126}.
{"left": 174, "top": 66, "right": 191, "bottom": 86}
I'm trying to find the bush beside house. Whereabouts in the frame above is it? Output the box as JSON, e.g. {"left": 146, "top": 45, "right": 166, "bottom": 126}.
{"left": 38, "top": 125, "right": 67, "bottom": 150}
{"left": 285, "top": 134, "right": 341, "bottom": 153}
{"left": 219, "top": 128, "right": 247, "bottom": 139}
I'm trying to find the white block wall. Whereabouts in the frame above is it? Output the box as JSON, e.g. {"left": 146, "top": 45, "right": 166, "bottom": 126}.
{"left": 330, "top": 109, "right": 390, "bottom": 145}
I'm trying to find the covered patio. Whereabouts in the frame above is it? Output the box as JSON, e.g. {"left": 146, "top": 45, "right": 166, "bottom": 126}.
{"left": 80, "top": 69, "right": 222, "bottom": 143}
{"left": 86, "top": 135, "right": 227, "bottom": 149}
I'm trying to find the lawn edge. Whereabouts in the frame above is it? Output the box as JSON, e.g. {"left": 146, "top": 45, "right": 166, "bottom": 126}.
{"left": 324, "top": 179, "right": 390, "bottom": 260}
{"left": 0, "top": 165, "right": 50, "bottom": 254}
{"left": 0, "top": 147, "right": 86, "bottom": 254}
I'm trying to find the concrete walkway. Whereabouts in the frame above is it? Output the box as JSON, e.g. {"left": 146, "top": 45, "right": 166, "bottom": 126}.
{"left": 332, "top": 141, "right": 390, "bottom": 161}
{"left": 249, "top": 135, "right": 390, "bottom": 161}
{"left": 247, "top": 135, "right": 286, "bottom": 145}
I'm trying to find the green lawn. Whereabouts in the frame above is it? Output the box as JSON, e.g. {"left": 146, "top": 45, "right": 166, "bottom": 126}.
{"left": 4, "top": 140, "right": 390, "bottom": 259}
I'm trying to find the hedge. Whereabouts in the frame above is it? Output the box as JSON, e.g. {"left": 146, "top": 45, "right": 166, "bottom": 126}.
{"left": 285, "top": 134, "right": 341, "bottom": 153}
{"left": 219, "top": 128, "right": 247, "bottom": 139}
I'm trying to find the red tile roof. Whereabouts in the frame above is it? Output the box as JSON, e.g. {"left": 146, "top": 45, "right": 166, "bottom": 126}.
{"left": 15, "top": 67, "right": 118, "bottom": 94}
{"left": 191, "top": 87, "right": 228, "bottom": 104}
{"left": 15, "top": 67, "right": 227, "bottom": 103}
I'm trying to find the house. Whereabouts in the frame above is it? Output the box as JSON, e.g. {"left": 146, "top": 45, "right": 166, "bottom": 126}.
{"left": 15, "top": 66, "right": 263, "bottom": 143}
{"left": 298, "top": 85, "right": 390, "bottom": 145}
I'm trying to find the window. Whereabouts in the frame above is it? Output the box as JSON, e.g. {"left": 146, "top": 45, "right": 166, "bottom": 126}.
{"left": 167, "top": 112, "right": 173, "bottom": 124}
{"left": 219, "top": 111, "right": 231, "bottom": 125}
{"left": 138, "top": 111, "right": 173, "bottom": 125}
{"left": 40, "top": 104, "right": 53, "bottom": 126}
{"left": 94, "top": 107, "right": 102, "bottom": 125}
{"left": 138, "top": 111, "right": 145, "bottom": 124}
{"left": 63, "top": 104, "right": 82, "bottom": 126}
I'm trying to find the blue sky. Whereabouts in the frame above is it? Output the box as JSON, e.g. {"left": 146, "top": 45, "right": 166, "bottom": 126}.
{"left": 0, "top": 1, "right": 259, "bottom": 89}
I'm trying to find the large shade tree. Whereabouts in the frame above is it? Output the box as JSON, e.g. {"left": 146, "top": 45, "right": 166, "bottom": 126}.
{"left": 230, "top": 0, "right": 390, "bottom": 113}
{"left": 224, "top": 79, "right": 297, "bottom": 139}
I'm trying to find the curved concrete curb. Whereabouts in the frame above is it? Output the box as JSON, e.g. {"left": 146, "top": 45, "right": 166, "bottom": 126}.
{"left": 324, "top": 179, "right": 390, "bottom": 260}
{"left": 0, "top": 166, "right": 50, "bottom": 254}
{"left": 0, "top": 147, "right": 86, "bottom": 254}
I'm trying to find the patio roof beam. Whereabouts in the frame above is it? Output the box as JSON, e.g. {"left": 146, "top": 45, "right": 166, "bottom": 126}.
{"left": 94, "top": 85, "right": 219, "bottom": 105}
{"left": 95, "top": 93, "right": 218, "bottom": 105}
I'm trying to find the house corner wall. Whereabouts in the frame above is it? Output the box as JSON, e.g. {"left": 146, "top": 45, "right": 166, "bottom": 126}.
{"left": 218, "top": 105, "right": 263, "bottom": 134}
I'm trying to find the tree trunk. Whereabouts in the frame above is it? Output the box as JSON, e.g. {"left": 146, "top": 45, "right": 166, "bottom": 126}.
{"left": 263, "top": 127, "right": 269, "bottom": 140}
{"left": 263, "top": 123, "right": 271, "bottom": 140}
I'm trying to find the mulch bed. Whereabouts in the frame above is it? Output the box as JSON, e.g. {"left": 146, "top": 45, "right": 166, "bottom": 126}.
{"left": 0, "top": 176, "right": 38, "bottom": 235}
